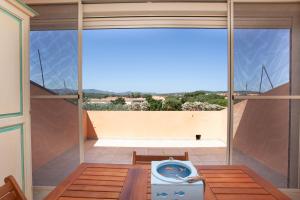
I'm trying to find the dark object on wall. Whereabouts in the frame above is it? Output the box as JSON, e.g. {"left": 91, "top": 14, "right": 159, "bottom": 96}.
{"left": 196, "top": 134, "right": 201, "bottom": 140}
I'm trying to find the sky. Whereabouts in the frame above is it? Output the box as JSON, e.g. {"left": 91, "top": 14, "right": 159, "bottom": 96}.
{"left": 83, "top": 29, "right": 228, "bottom": 93}
{"left": 30, "top": 28, "right": 290, "bottom": 94}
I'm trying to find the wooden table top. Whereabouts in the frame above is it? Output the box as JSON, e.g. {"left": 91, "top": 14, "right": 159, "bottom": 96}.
{"left": 45, "top": 163, "right": 290, "bottom": 200}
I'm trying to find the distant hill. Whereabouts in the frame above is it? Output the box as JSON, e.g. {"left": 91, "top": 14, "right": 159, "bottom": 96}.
{"left": 83, "top": 89, "right": 116, "bottom": 95}
{"left": 83, "top": 89, "right": 228, "bottom": 96}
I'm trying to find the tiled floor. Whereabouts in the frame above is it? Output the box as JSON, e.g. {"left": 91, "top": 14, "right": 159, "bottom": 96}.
{"left": 91, "top": 138, "right": 226, "bottom": 148}
{"left": 84, "top": 139, "right": 227, "bottom": 165}
{"left": 32, "top": 139, "right": 227, "bottom": 187}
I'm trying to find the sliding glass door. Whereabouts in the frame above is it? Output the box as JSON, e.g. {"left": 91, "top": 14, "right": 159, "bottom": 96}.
{"left": 29, "top": 3, "right": 81, "bottom": 187}
{"left": 232, "top": 2, "right": 300, "bottom": 188}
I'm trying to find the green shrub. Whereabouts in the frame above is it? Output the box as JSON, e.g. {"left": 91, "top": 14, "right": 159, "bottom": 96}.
{"left": 146, "top": 96, "right": 163, "bottom": 111}
{"left": 182, "top": 92, "right": 227, "bottom": 107}
{"left": 111, "top": 97, "right": 126, "bottom": 105}
{"left": 162, "top": 96, "right": 182, "bottom": 111}
{"left": 82, "top": 103, "right": 129, "bottom": 111}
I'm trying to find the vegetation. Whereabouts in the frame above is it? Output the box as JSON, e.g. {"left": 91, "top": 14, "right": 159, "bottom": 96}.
{"left": 162, "top": 96, "right": 182, "bottom": 111}
{"left": 82, "top": 90, "right": 227, "bottom": 111}
{"left": 182, "top": 91, "right": 227, "bottom": 107}
{"left": 83, "top": 93, "right": 109, "bottom": 99}
{"left": 130, "top": 102, "right": 150, "bottom": 111}
{"left": 182, "top": 102, "right": 224, "bottom": 111}
{"left": 111, "top": 97, "right": 126, "bottom": 105}
{"left": 83, "top": 103, "right": 129, "bottom": 111}
{"left": 145, "top": 95, "right": 163, "bottom": 111}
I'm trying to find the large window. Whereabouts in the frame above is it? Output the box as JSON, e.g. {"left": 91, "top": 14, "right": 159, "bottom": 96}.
{"left": 82, "top": 28, "right": 228, "bottom": 165}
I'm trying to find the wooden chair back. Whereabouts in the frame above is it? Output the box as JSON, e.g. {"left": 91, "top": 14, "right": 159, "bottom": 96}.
{"left": 0, "top": 176, "right": 26, "bottom": 200}
{"left": 132, "top": 151, "right": 189, "bottom": 165}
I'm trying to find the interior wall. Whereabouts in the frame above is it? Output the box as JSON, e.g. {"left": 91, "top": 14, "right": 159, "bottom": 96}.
{"left": 0, "top": 1, "right": 35, "bottom": 198}
{"left": 0, "top": 126, "right": 23, "bottom": 188}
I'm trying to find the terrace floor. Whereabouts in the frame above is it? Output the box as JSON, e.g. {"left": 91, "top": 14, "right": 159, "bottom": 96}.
{"left": 33, "top": 139, "right": 227, "bottom": 187}
{"left": 84, "top": 139, "right": 227, "bottom": 165}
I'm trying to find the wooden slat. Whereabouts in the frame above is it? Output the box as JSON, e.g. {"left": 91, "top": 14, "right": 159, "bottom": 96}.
{"left": 0, "top": 182, "right": 13, "bottom": 197}
{"left": 1, "top": 192, "right": 16, "bottom": 200}
{"left": 204, "top": 186, "right": 217, "bottom": 200}
{"left": 211, "top": 188, "right": 269, "bottom": 194}
{"left": 215, "top": 194, "right": 276, "bottom": 200}
{"left": 133, "top": 151, "right": 188, "bottom": 164}
{"left": 85, "top": 163, "right": 133, "bottom": 169}
{"left": 241, "top": 166, "right": 291, "bottom": 200}
{"left": 82, "top": 171, "right": 127, "bottom": 177}
{"left": 73, "top": 179, "right": 124, "bottom": 187}
{"left": 200, "top": 170, "right": 244, "bottom": 174}
{"left": 202, "top": 173, "right": 249, "bottom": 178}
{"left": 45, "top": 164, "right": 88, "bottom": 200}
{"left": 119, "top": 168, "right": 148, "bottom": 200}
{"left": 205, "top": 177, "right": 254, "bottom": 183}
{"left": 62, "top": 190, "right": 119, "bottom": 199}
{"left": 79, "top": 175, "right": 125, "bottom": 181}
{"left": 3, "top": 176, "right": 26, "bottom": 200}
{"left": 68, "top": 185, "right": 122, "bottom": 192}
{"left": 136, "top": 155, "right": 186, "bottom": 162}
{"left": 208, "top": 182, "right": 262, "bottom": 188}
{"left": 198, "top": 165, "right": 247, "bottom": 170}
{"left": 147, "top": 193, "right": 151, "bottom": 200}
{"left": 85, "top": 167, "right": 128, "bottom": 173}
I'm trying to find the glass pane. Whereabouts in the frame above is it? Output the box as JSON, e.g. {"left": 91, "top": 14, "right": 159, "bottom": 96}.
{"left": 30, "top": 4, "right": 78, "bottom": 96}
{"left": 29, "top": 3, "right": 80, "bottom": 188}
{"left": 233, "top": 99, "right": 293, "bottom": 188}
{"left": 30, "top": 30, "right": 78, "bottom": 95}
{"left": 233, "top": 3, "right": 299, "bottom": 96}
{"left": 31, "top": 98, "right": 80, "bottom": 186}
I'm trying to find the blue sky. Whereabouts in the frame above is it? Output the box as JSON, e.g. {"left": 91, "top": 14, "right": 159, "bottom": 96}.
{"left": 30, "top": 28, "right": 290, "bottom": 93}
{"left": 83, "top": 29, "right": 228, "bottom": 93}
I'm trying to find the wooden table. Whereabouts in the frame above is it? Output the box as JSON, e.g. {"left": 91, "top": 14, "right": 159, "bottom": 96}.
{"left": 45, "top": 163, "right": 290, "bottom": 200}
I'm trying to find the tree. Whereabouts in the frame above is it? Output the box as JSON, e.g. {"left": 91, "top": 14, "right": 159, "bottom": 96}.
{"left": 145, "top": 95, "right": 163, "bottom": 111}
{"left": 162, "top": 96, "right": 182, "bottom": 111}
{"left": 111, "top": 97, "right": 126, "bottom": 105}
